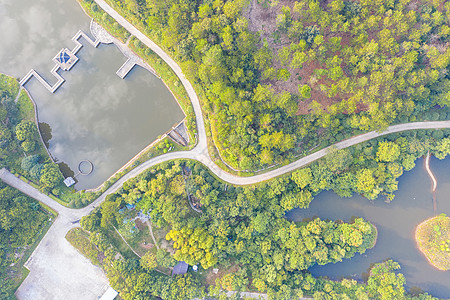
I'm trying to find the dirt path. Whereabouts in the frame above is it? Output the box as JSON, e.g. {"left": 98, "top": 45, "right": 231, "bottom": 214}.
{"left": 146, "top": 220, "right": 160, "bottom": 250}
{"left": 113, "top": 226, "right": 141, "bottom": 258}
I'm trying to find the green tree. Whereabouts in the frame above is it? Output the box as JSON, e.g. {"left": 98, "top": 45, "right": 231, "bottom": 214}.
{"left": 356, "top": 169, "right": 376, "bottom": 193}
{"left": 15, "top": 120, "right": 36, "bottom": 142}
{"left": 39, "top": 163, "right": 63, "bottom": 190}
{"left": 292, "top": 168, "right": 313, "bottom": 189}
{"left": 299, "top": 84, "right": 312, "bottom": 98}
{"left": 376, "top": 141, "right": 400, "bottom": 162}
{"left": 21, "top": 139, "right": 36, "bottom": 153}
{"left": 140, "top": 251, "right": 158, "bottom": 272}
{"left": 367, "top": 260, "right": 406, "bottom": 300}
{"left": 21, "top": 155, "right": 40, "bottom": 171}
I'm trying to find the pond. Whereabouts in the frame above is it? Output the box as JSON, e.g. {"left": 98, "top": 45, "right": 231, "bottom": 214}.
{"left": 0, "top": 0, "right": 184, "bottom": 190}
{"left": 286, "top": 156, "right": 450, "bottom": 298}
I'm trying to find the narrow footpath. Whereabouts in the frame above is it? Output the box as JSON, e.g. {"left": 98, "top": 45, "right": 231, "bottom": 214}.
{"left": 8, "top": 1, "right": 450, "bottom": 298}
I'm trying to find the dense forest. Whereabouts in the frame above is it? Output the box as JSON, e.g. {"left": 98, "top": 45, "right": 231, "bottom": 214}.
{"left": 79, "top": 144, "right": 444, "bottom": 299}
{"left": 79, "top": 158, "right": 377, "bottom": 299}
{"left": 0, "top": 182, "right": 53, "bottom": 298}
{"left": 78, "top": 126, "right": 450, "bottom": 299}
{"left": 97, "top": 0, "right": 450, "bottom": 171}
{"left": 70, "top": 0, "right": 450, "bottom": 298}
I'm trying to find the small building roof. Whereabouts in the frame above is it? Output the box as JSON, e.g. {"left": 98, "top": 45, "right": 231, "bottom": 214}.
{"left": 58, "top": 52, "right": 71, "bottom": 64}
{"left": 172, "top": 261, "right": 188, "bottom": 275}
{"left": 63, "top": 177, "right": 75, "bottom": 187}
{"left": 126, "top": 203, "right": 135, "bottom": 210}
{"left": 99, "top": 287, "right": 118, "bottom": 300}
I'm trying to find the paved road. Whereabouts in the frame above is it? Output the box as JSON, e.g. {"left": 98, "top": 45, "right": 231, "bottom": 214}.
{"left": 93, "top": 0, "right": 207, "bottom": 152}
{"left": 0, "top": 170, "right": 110, "bottom": 300}
{"left": 89, "top": 0, "right": 450, "bottom": 186}
{"left": 10, "top": 0, "right": 450, "bottom": 298}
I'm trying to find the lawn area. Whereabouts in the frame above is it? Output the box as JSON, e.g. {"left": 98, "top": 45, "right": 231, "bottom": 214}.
{"left": 104, "top": 211, "right": 174, "bottom": 275}
{"left": 16, "top": 89, "right": 34, "bottom": 121}
{"left": 104, "top": 226, "right": 139, "bottom": 260}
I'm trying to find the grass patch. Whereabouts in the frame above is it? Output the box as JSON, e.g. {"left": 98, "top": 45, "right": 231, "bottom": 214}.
{"left": 415, "top": 214, "right": 450, "bottom": 271}
{"left": 123, "top": 219, "right": 153, "bottom": 257}
{"left": 16, "top": 89, "right": 34, "bottom": 120}
{"left": 104, "top": 227, "right": 139, "bottom": 260}
{"left": 66, "top": 228, "right": 101, "bottom": 266}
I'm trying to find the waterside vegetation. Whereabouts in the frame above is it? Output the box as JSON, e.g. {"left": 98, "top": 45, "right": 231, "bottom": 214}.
{"left": 0, "top": 73, "right": 69, "bottom": 199}
{"left": 74, "top": 153, "right": 445, "bottom": 299}
{"left": 416, "top": 214, "right": 450, "bottom": 271}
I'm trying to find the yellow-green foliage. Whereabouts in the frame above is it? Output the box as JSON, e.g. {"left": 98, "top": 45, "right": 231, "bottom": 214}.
{"left": 415, "top": 214, "right": 450, "bottom": 271}
{"left": 166, "top": 227, "right": 217, "bottom": 269}
{"left": 0, "top": 73, "right": 19, "bottom": 98}
{"left": 66, "top": 228, "right": 100, "bottom": 265}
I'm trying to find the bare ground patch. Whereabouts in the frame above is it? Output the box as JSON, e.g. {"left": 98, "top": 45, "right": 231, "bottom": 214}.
{"left": 244, "top": 0, "right": 347, "bottom": 115}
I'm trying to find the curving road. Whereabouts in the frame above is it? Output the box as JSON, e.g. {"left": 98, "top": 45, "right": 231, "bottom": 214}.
{"left": 9, "top": 0, "right": 450, "bottom": 298}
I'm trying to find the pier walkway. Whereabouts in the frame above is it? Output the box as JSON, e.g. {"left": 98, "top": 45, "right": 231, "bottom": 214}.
{"left": 116, "top": 58, "right": 135, "bottom": 78}
{"left": 19, "top": 20, "right": 158, "bottom": 94}
{"left": 19, "top": 66, "right": 65, "bottom": 93}
{"left": 19, "top": 28, "right": 101, "bottom": 93}
{"left": 91, "top": 21, "right": 159, "bottom": 79}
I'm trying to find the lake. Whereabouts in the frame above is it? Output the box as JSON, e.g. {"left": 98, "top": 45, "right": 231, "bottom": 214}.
{"left": 286, "top": 156, "right": 450, "bottom": 298}
{"left": 0, "top": 0, "right": 184, "bottom": 189}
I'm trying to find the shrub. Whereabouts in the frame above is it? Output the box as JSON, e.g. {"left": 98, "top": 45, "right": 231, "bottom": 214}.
{"left": 21, "top": 155, "right": 40, "bottom": 171}
{"left": 29, "top": 163, "right": 44, "bottom": 179}
{"left": 15, "top": 120, "right": 36, "bottom": 141}
{"left": 21, "top": 139, "right": 36, "bottom": 152}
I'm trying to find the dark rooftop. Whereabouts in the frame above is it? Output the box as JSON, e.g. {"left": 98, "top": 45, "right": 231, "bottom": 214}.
{"left": 172, "top": 261, "right": 188, "bottom": 275}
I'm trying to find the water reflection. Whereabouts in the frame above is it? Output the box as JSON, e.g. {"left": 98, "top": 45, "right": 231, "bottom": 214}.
{"left": 25, "top": 44, "right": 184, "bottom": 189}
{"left": 0, "top": 0, "right": 184, "bottom": 189}
{"left": 286, "top": 156, "right": 450, "bottom": 298}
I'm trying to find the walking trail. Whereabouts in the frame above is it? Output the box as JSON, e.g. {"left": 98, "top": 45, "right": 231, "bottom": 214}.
{"left": 8, "top": 0, "right": 450, "bottom": 298}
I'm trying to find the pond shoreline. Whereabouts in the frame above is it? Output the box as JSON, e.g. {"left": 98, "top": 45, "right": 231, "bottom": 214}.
{"left": 415, "top": 215, "right": 450, "bottom": 271}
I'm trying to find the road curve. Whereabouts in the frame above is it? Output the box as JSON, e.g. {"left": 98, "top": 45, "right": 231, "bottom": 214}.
{"left": 8, "top": 120, "right": 450, "bottom": 299}
{"left": 93, "top": 0, "right": 207, "bottom": 152}
{"left": 9, "top": 1, "right": 450, "bottom": 298}
{"left": 88, "top": 0, "right": 450, "bottom": 198}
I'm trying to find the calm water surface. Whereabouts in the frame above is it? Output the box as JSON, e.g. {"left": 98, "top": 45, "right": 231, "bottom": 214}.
{"left": 286, "top": 156, "right": 450, "bottom": 298}
{"left": 0, "top": 0, "right": 184, "bottom": 189}
{"left": 2, "top": 0, "right": 450, "bottom": 296}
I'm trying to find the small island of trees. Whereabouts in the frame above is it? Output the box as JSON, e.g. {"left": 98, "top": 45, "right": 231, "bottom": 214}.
{"left": 416, "top": 214, "right": 450, "bottom": 271}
